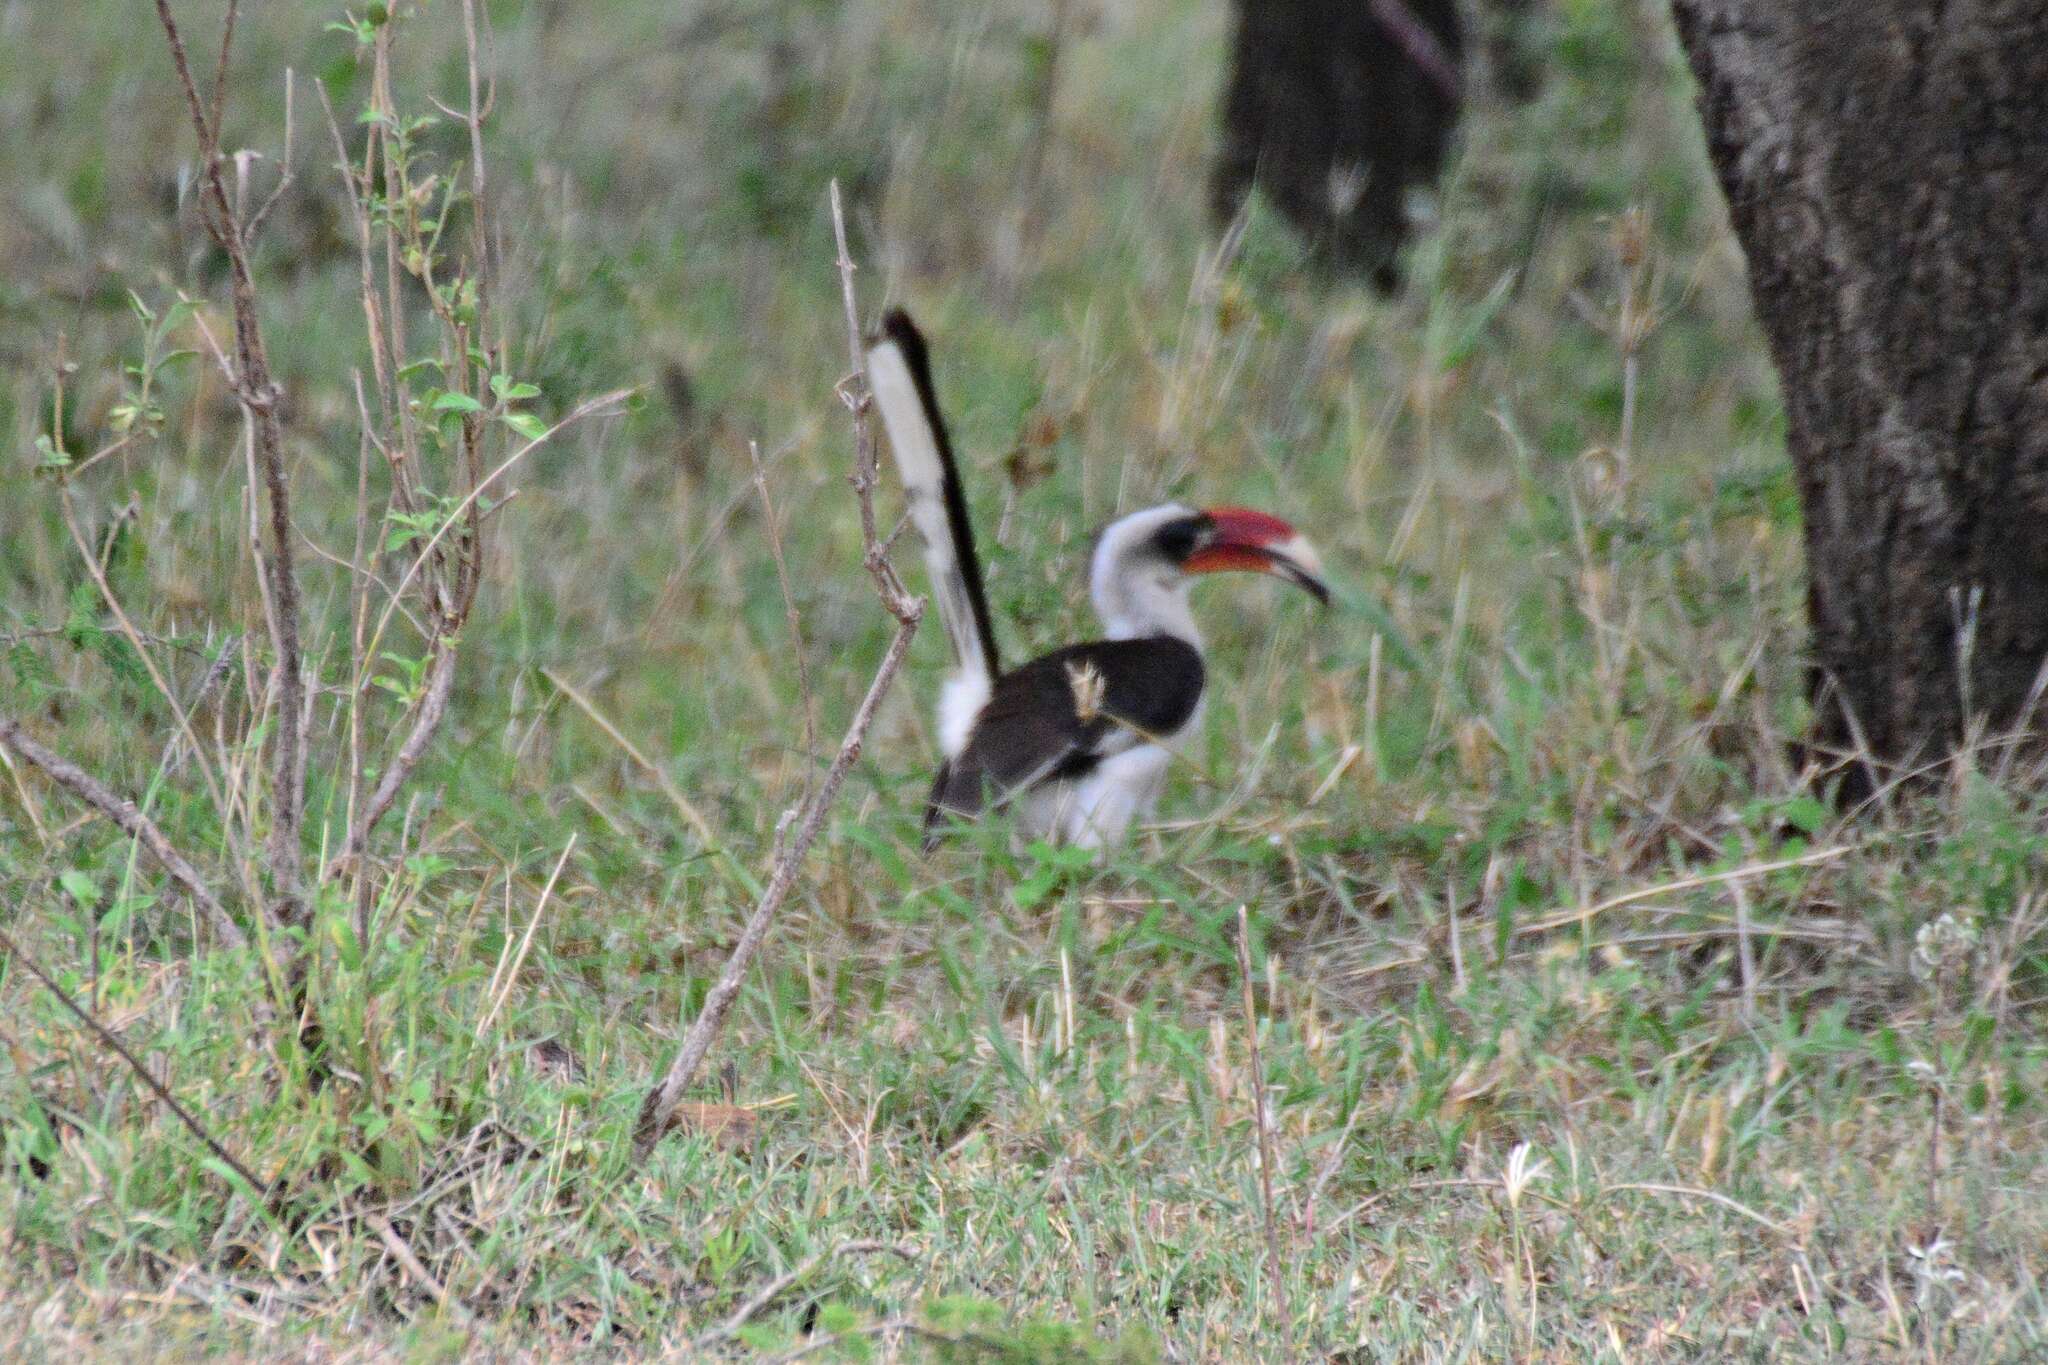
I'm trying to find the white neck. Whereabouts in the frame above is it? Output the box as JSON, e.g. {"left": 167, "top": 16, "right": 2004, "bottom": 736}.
{"left": 1089, "top": 505, "right": 1203, "bottom": 648}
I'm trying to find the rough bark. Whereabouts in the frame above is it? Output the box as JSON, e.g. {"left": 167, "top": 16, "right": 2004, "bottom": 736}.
{"left": 1213, "top": 0, "right": 1463, "bottom": 290}
{"left": 1671, "top": 2, "right": 2048, "bottom": 795}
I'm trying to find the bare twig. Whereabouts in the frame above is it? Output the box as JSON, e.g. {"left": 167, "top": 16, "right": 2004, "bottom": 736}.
{"left": 457, "top": 0, "right": 496, "bottom": 317}
{"left": 0, "top": 715, "right": 243, "bottom": 949}
{"left": 633, "top": 619, "right": 917, "bottom": 1151}
{"left": 634, "top": 182, "right": 923, "bottom": 1153}
{"left": 155, "top": 0, "right": 306, "bottom": 923}
{"left": 829, "top": 181, "right": 915, "bottom": 613}
{"left": 334, "top": 639, "right": 457, "bottom": 873}
{"left": 1236, "top": 905, "right": 1293, "bottom": 1355}
{"left": 158, "top": 636, "right": 241, "bottom": 778}
{"left": 369, "top": 1213, "right": 477, "bottom": 1327}
{"left": 245, "top": 69, "right": 295, "bottom": 239}
{"left": 207, "top": 0, "right": 239, "bottom": 157}
{"left": 0, "top": 921, "right": 261, "bottom": 1191}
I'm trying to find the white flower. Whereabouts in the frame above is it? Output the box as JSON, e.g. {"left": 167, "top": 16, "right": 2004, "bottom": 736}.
{"left": 1502, "top": 1141, "right": 1550, "bottom": 1214}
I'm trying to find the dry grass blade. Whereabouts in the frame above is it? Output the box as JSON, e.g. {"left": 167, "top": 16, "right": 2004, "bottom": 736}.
{"left": 541, "top": 667, "right": 720, "bottom": 851}
{"left": 1604, "top": 1182, "right": 1791, "bottom": 1238}
{"left": 749, "top": 435, "right": 819, "bottom": 787}
{"left": 478, "top": 835, "right": 576, "bottom": 1035}
{"left": 1512, "top": 845, "right": 1854, "bottom": 939}
{"left": 695, "top": 1240, "right": 919, "bottom": 1349}
{"left": 1236, "top": 905, "right": 1293, "bottom": 1356}
{"left": 369, "top": 1213, "right": 477, "bottom": 1328}
{"left": 56, "top": 488, "right": 235, "bottom": 848}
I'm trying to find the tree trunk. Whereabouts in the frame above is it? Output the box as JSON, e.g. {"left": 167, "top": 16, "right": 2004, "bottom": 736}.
{"left": 1670, "top": 3, "right": 2048, "bottom": 797}
{"left": 1213, "top": 0, "right": 1463, "bottom": 291}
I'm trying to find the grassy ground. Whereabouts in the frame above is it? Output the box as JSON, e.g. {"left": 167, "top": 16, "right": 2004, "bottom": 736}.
{"left": 2, "top": 0, "right": 2045, "bottom": 1359}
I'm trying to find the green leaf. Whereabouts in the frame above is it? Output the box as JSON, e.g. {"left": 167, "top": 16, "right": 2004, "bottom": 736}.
{"left": 502, "top": 411, "right": 548, "bottom": 441}
{"left": 100, "top": 895, "right": 149, "bottom": 938}
{"left": 1780, "top": 795, "right": 1828, "bottom": 837}
{"left": 430, "top": 390, "right": 485, "bottom": 415}
{"left": 59, "top": 870, "right": 99, "bottom": 913}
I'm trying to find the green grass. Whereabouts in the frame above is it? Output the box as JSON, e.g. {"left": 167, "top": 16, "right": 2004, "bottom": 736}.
{"left": 3, "top": 0, "right": 2046, "bottom": 1359}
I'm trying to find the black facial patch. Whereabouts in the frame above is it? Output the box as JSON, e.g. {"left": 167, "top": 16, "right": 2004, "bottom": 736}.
{"left": 1149, "top": 513, "right": 1215, "bottom": 565}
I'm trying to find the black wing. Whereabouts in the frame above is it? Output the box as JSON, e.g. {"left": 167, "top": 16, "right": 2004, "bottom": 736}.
{"left": 925, "top": 635, "right": 1205, "bottom": 835}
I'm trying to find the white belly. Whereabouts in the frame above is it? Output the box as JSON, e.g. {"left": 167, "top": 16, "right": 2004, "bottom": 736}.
{"left": 1016, "top": 742, "right": 1176, "bottom": 849}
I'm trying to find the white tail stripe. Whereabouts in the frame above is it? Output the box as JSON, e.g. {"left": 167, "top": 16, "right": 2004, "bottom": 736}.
{"left": 866, "top": 337, "right": 994, "bottom": 689}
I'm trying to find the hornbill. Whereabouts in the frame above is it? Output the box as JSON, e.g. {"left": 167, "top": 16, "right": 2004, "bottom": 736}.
{"left": 864, "top": 309, "right": 1329, "bottom": 848}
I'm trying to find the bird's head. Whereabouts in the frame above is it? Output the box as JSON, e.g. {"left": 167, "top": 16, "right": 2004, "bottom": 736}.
{"left": 1090, "top": 503, "right": 1329, "bottom": 640}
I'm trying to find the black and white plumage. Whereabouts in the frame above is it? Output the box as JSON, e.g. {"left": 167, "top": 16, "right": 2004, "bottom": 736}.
{"left": 864, "top": 309, "right": 1329, "bottom": 848}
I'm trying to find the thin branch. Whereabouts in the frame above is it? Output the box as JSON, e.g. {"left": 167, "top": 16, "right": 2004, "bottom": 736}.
{"left": 0, "top": 920, "right": 260, "bottom": 1191}
{"left": 0, "top": 715, "right": 243, "bottom": 949}
{"left": 157, "top": 635, "right": 241, "bottom": 779}
{"left": 155, "top": 0, "right": 306, "bottom": 923}
{"left": 330, "top": 636, "right": 457, "bottom": 876}
{"left": 208, "top": 0, "right": 240, "bottom": 158}
{"left": 245, "top": 68, "right": 295, "bottom": 239}
{"left": 634, "top": 183, "right": 922, "bottom": 1153}
{"left": 829, "top": 182, "right": 915, "bottom": 613}
{"left": 633, "top": 618, "right": 917, "bottom": 1151}
{"left": 458, "top": 0, "right": 495, "bottom": 322}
